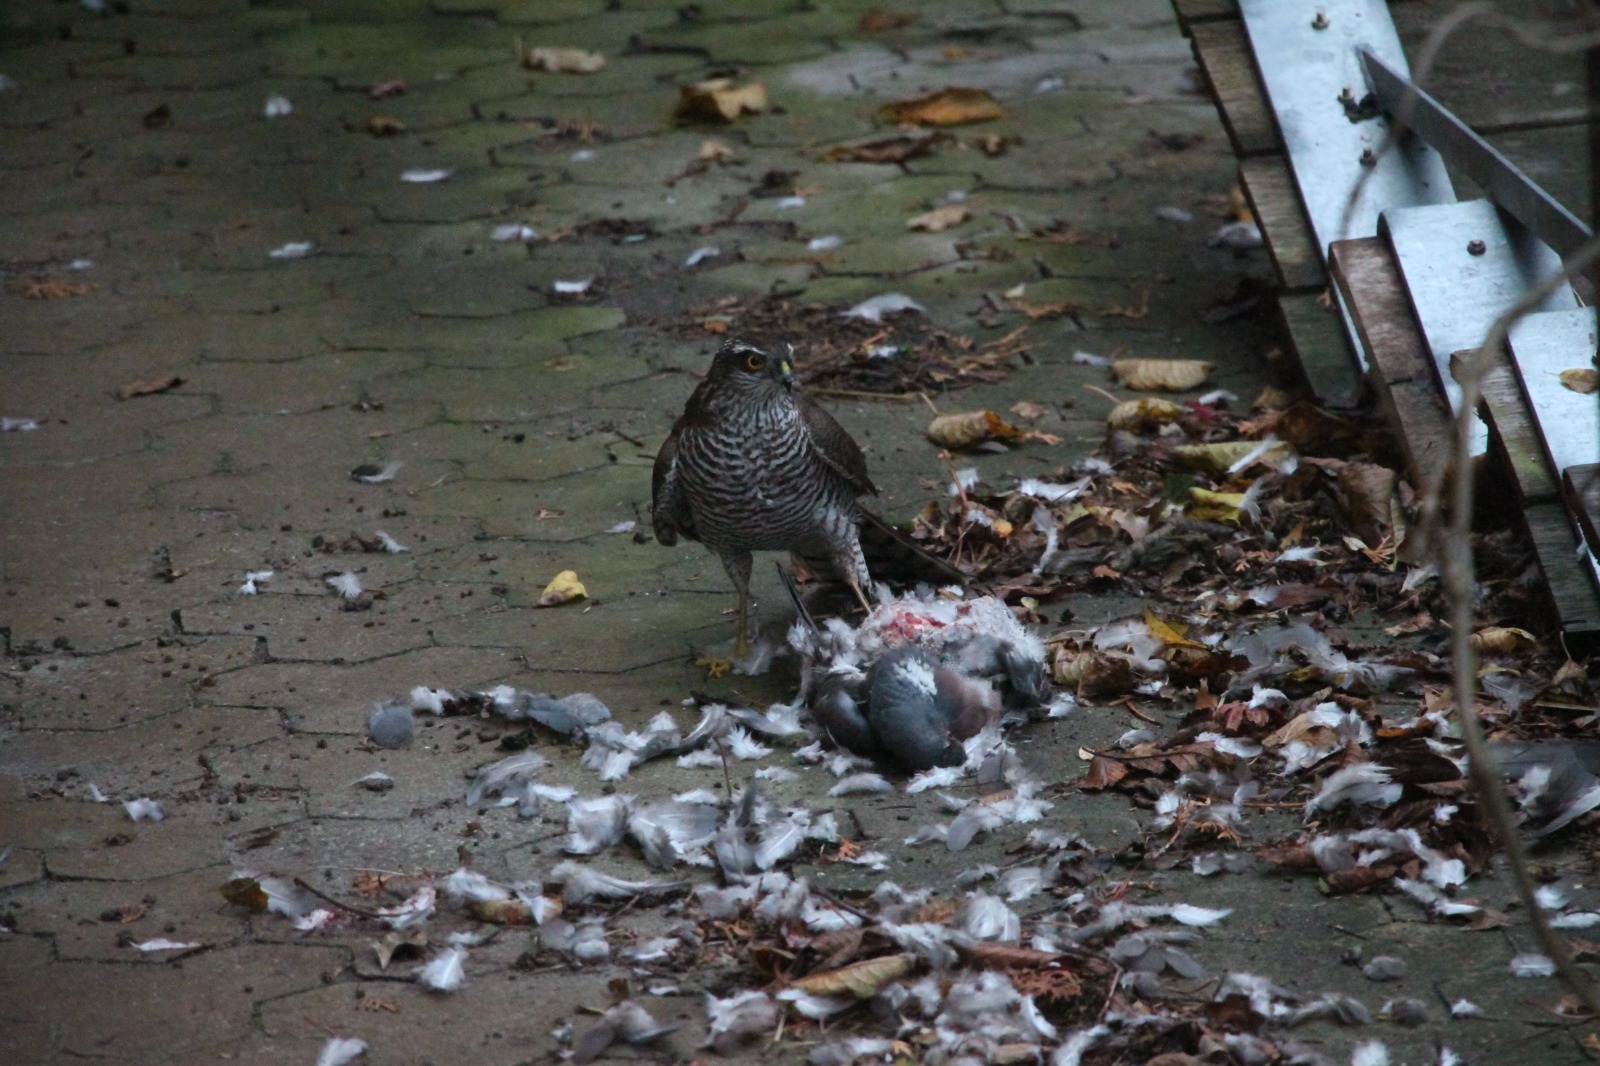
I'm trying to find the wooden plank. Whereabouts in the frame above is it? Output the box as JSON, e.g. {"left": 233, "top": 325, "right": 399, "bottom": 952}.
{"left": 1328, "top": 237, "right": 1453, "bottom": 484}
{"left": 1171, "top": 0, "right": 1238, "bottom": 28}
{"left": 1188, "top": 21, "right": 1278, "bottom": 158}
{"left": 1240, "top": 156, "right": 1325, "bottom": 291}
{"left": 1479, "top": 354, "right": 1561, "bottom": 504}
{"left": 1523, "top": 502, "right": 1600, "bottom": 648}
{"left": 1566, "top": 465, "right": 1600, "bottom": 560}
{"left": 1277, "top": 292, "right": 1361, "bottom": 408}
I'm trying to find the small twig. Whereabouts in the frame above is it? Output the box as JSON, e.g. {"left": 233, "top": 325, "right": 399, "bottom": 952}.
{"left": 806, "top": 387, "right": 922, "bottom": 402}
{"left": 293, "top": 876, "right": 386, "bottom": 920}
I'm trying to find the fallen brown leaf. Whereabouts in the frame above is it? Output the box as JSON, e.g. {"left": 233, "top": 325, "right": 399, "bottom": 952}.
{"left": 367, "top": 79, "right": 407, "bottom": 99}
{"left": 881, "top": 87, "right": 1003, "bottom": 127}
{"left": 1112, "top": 358, "right": 1214, "bottom": 392}
{"left": 1336, "top": 461, "right": 1397, "bottom": 546}
{"left": 220, "top": 877, "right": 269, "bottom": 912}
{"left": 1105, "top": 397, "right": 1184, "bottom": 432}
{"left": 1010, "top": 401, "right": 1046, "bottom": 421}
{"left": 792, "top": 953, "right": 913, "bottom": 999}
{"left": 859, "top": 10, "right": 916, "bottom": 31}
{"left": 676, "top": 78, "right": 768, "bottom": 123}
{"left": 1469, "top": 626, "right": 1539, "bottom": 657}
{"left": 1560, "top": 368, "right": 1599, "bottom": 394}
{"left": 368, "top": 115, "right": 406, "bottom": 136}
{"left": 823, "top": 132, "right": 944, "bottom": 164}
{"left": 926, "top": 409, "right": 1023, "bottom": 448}
{"left": 1009, "top": 297, "right": 1075, "bottom": 321}
{"left": 21, "top": 277, "right": 92, "bottom": 299}
{"left": 906, "top": 203, "right": 970, "bottom": 232}
{"left": 116, "top": 375, "right": 183, "bottom": 401}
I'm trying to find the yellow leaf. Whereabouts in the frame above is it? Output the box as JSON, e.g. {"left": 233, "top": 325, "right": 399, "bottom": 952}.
{"left": 1186, "top": 486, "right": 1246, "bottom": 524}
{"left": 880, "top": 87, "right": 1003, "bottom": 126}
{"left": 992, "top": 518, "right": 1014, "bottom": 537}
{"left": 1171, "top": 440, "right": 1276, "bottom": 473}
{"left": 906, "top": 204, "right": 971, "bottom": 232}
{"left": 792, "top": 953, "right": 915, "bottom": 999}
{"left": 926, "top": 409, "right": 1023, "bottom": 448}
{"left": 676, "top": 78, "right": 768, "bottom": 122}
{"left": 521, "top": 46, "right": 606, "bottom": 74}
{"left": 1105, "top": 397, "right": 1184, "bottom": 432}
{"left": 536, "top": 569, "right": 588, "bottom": 607}
{"left": 1560, "top": 368, "right": 1599, "bottom": 394}
{"left": 1143, "top": 607, "right": 1204, "bottom": 649}
{"left": 1111, "top": 358, "right": 1214, "bottom": 391}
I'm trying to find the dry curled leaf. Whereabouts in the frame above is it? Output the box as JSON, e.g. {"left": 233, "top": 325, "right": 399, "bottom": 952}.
{"left": 676, "top": 79, "right": 768, "bottom": 123}
{"left": 906, "top": 204, "right": 971, "bottom": 232}
{"left": 368, "top": 79, "right": 407, "bottom": 99}
{"left": 116, "top": 375, "right": 183, "bottom": 400}
{"left": 1469, "top": 626, "right": 1539, "bottom": 657}
{"left": 881, "top": 87, "right": 1003, "bottom": 127}
{"left": 536, "top": 569, "right": 589, "bottom": 607}
{"left": 1009, "top": 297, "right": 1075, "bottom": 320}
{"left": 792, "top": 953, "right": 914, "bottom": 999}
{"left": 368, "top": 115, "right": 406, "bottom": 136}
{"left": 927, "top": 409, "right": 1023, "bottom": 449}
{"left": 1560, "top": 368, "right": 1599, "bottom": 394}
{"left": 1337, "top": 461, "right": 1397, "bottom": 546}
{"left": 1105, "top": 397, "right": 1184, "bottom": 432}
{"left": 1010, "top": 401, "right": 1046, "bottom": 421}
{"left": 1112, "top": 358, "right": 1214, "bottom": 391}
{"left": 823, "top": 132, "right": 943, "bottom": 164}
{"left": 522, "top": 46, "right": 606, "bottom": 74}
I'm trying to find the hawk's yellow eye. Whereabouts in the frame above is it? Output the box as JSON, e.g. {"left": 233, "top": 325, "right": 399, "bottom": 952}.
{"left": 745, "top": 353, "right": 765, "bottom": 371}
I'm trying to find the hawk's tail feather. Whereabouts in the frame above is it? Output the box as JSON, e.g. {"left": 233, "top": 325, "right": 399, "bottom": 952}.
{"left": 857, "top": 509, "right": 966, "bottom": 588}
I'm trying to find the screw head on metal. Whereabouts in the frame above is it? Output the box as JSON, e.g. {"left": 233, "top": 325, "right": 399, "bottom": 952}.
{"left": 1311, "top": 11, "right": 1330, "bottom": 29}
{"left": 1467, "top": 239, "right": 1487, "bottom": 256}
{"left": 1358, "top": 147, "right": 1376, "bottom": 167}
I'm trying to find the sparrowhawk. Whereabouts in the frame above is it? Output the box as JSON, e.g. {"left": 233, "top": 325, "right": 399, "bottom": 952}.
{"left": 651, "top": 340, "right": 878, "bottom": 656}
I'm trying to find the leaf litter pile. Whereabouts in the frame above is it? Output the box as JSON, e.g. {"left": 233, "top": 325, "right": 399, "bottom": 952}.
{"left": 209, "top": 372, "right": 1600, "bottom": 1065}
{"left": 681, "top": 294, "right": 1021, "bottom": 395}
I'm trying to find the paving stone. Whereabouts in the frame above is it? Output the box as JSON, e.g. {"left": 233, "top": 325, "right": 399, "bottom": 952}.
{"left": 203, "top": 645, "right": 520, "bottom": 728}
{"left": 26, "top": 943, "right": 349, "bottom": 1063}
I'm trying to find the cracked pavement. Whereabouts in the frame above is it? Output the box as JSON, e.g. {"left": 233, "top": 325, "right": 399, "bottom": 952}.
{"left": 1, "top": 1, "right": 1592, "bottom": 1063}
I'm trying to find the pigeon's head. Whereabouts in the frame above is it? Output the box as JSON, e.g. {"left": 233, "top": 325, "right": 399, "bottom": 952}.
{"left": 708, "top": 340, "right": 794, "bottom": 395}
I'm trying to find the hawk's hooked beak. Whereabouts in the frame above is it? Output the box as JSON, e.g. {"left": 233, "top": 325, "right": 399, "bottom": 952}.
{"left": 776, "top": 357, "right": 794, "bottom": 390}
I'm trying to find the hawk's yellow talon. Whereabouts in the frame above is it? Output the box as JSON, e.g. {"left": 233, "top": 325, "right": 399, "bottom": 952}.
{"left": 696, "top": 656, "right": 734, "bottom": 679}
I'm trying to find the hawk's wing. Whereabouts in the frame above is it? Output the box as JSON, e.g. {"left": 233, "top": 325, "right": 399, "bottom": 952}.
{"left": 796, "top": 392, "right": 878, "bottom": 497}
{"left": 650, "top": 422, "right": 697, "bottom": 545}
